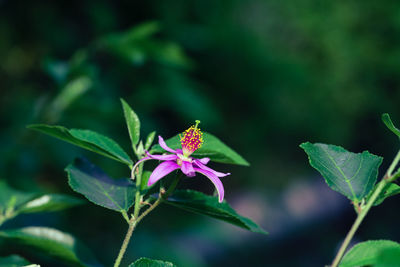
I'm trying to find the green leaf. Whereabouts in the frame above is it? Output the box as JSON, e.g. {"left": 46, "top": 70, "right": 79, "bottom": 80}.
{"left": 17, "top": 194, "right": 85, "bottom": 214}
{"left": 164, "top": 190, "right": 267, "bottom": 234}
{"left": 0, "top": 255, "right": 31, "bottom": 267}
{"left": 47, "top": 76, "right": 92, "bottom": 122}
{"left": 128, "top": 257, "right": 176, "bottom": 267}
{"left": 28, "top": 124, "right": 133, "bottom": 166}
{"left": 0, "top": 227, "right": 101, "bottom": 267}
{"left": 69, "top": 129, "right": 133, "bottom": 165}
{"left": 0, "top": 181, "right": 82, "bottom": 221}
{"left": 382, "top": 113, "right": 400, "bottom": 139}
{"left": 300, "top": 142, "right": 383, "bottom": 201}
{"left": 65, "top": 158, "right": 136, "bottom": 212}
{"left": 376, "top": 247, "right": 400, "bottom": 267}
{"left": 121, "top": 99, "right": 140, "bottom": 147}
{"left": 340, "top": 240, "right": 400, "bottom": 267}
{"left": 145, "top": 131, "right": 156, "bottom": 150}
{"left": 369, "top": 183, "right": 400, "bottom": 206}
{"left": 0, "top": 181, "right": 36, "bottom": 212}
{"left": 140, "top": 171, "right": 152, "bottom": 191}
{"left": 150, "top": 132, "right": 249, "bottom": 166}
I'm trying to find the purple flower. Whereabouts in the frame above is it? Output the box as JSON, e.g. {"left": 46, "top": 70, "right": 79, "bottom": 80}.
{"left": 132, "top": 121, "right": 230, "bottom": 203}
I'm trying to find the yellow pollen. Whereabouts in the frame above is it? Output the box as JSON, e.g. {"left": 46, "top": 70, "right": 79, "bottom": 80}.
{"left": 180, "top": 120, "right": 204, "bottom": 155}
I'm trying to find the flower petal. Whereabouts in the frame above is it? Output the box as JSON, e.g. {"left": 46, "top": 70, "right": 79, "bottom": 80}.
{"left": 193, "top": 167, "right": 225, "bottom": 203}
{"left": 197, "top": 157, "right": 210, "bottom": 165}
{"left": 158, "top": 136, "right": 177, "bottom": 153}
{"left": 145, "top": 151, "right": 178, "bottom": 161}
{"left": 148, "top": 161, "right": 180, "bottom": 186}
{"left": 181, "top": 161, "right": 195, "bottom": 177}
{"left": 193, "top": 160, "right": 230, "bottom": 177}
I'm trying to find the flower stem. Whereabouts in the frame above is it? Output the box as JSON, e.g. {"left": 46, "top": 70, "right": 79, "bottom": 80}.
{"left": 113, "top": 174, "right": 181, "bottom": 267}
{"left": 113, "top": 216, "right": 136, "bottom": 267}
{"left": 331, "top": 149, "right": 400, "bottom": 267}
{"left": 330, "top": 179, "right": 387, "bottom": 267}
{"left": 386, "top": 149, "right": 400, "bottom": 182}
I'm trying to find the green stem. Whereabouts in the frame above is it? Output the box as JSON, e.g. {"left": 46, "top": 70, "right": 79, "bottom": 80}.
{"left": 133, "top": 162, "right": 144, "bottom": 219}
{"left": 387, "top": 150, "right": 400, "bottom": 178}
{"left": 121, "top": 211, "right": 130, "bottom": 224}
{"left": 113, "top": 216, "right": 136, "bottom": 267}
{"left": 331, "top": 149, "right": 400, "bottom": 267}
{"left": 113, "top": 174, "right": 181, "bottom": 267}
{"left": 331, "top": 179, "right": 388, "bottom": 267}
{"left": 136, "top": 174, "right": 181, "bottom": 225}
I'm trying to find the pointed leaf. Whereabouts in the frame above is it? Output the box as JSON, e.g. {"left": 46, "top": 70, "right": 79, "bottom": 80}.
{"left": 69, "top": 129, "right": 132, "bottom": 165}
{"left": 340, "top": 240, "right": 400, "bottom": 267}
{"left": 0, "top": 181, "right": 36, "bottom": 212}
{"left": 382, "top": 113, "right": 400, "bottom": 139}
{"left": 65, "top": 158, "right": 136, "bottom": 212}
{"left": 151, "top": 132, "right": 249, "bottom": 166}
{"left": 300, "top": 142, "right": 383, "bottom": 201}
{"left": 128, "top": 257, "right": 176, "bottom": 267}
{"left": 0, "top": 182, "right": 82, "bottom": 219}
{"left": 0, "top": 255, "right": 32, "bottom": 266}
{"left": 145, "top": 131, "right": 156, "bottom": 150}
{"left": 17, "top": 194, "right": 85, "bottom": 214}
{"left": 27, "top": 124, "right": 133, "bottom": 166}
{"left": 121, "top": 99, "right": 140, "bottom": 147}
{"left": 369, "top": 183, "right": 400, "bottom": 206}
{"left": 164, "top": 190, "right": 267, "bottom": 234}
{"left": 0, "top": 227, "right": 102, "bottom": 267}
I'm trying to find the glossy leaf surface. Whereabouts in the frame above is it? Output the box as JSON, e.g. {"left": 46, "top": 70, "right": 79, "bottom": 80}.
{"left": 28, "top": 124, "right": 132, "bottom": 166}
{"left": 65, "top": 158, "right": 136, "bottom": 212}
{"left": 340, "top": 240, "right": 400, "bottom": 267}
{"left": 0, "top": 227, "right": 101, "bottom": 267}
{"left": 164, "top": 190, "right": 267, "bottom": 234}
{"left": 121, "top": 98, "right": 140, "bottom": 147}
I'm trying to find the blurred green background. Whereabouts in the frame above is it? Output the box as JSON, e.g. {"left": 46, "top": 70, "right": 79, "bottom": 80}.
{"left": 1, "top": 0, "right": 400, "bottom": 266}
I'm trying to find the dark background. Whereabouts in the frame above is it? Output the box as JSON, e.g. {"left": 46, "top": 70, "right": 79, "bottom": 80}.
{"left": 1, "top": 0, "right": 400, "bottom": 266}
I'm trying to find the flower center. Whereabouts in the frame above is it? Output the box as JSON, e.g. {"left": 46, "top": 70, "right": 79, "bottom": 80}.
{"left": 180, "top": 120, "right": 203, "bottom": 157}
{"left": 177, "top": 153, "right": 192, "bottom": 166}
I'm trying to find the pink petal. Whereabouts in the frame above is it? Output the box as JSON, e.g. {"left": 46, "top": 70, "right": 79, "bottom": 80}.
{"left": 181, "top": 161, "right": 195, "bottom": 177}
{"left": 197, "top": 157, "right": 210, "bottom": 164}
{"left": 193, "top": 167, "right": 225, "bottom": 203}
{"left": 145, "top": 151, "right": 178, "bottom": 161}
{"left": 158, "top": 136, "right": 177, "bottom": 154}
{"left": 193, "top": 160, "right": 230, "bottom": 177}
{"left": 148, "top": 161, "right": 180, "bottom": 186}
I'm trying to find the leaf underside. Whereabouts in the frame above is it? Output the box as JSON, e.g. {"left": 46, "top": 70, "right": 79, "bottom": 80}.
{"left": 300, "top": 142, "right": 383, "bottom": 201}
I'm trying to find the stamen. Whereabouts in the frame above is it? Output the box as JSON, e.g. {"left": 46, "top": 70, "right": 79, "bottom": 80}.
{"left": 180, "top": 120, "right": 204, "bottom": 156}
